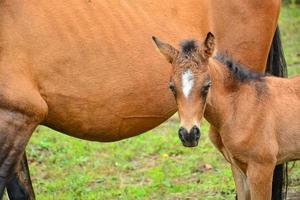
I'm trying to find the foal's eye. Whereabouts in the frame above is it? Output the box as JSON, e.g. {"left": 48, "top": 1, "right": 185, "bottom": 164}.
{"left": 169, "top": 82, "right": 177, "bottom": 95}
{"left": 201, "top": 81, "right": 212, "bottom": 95}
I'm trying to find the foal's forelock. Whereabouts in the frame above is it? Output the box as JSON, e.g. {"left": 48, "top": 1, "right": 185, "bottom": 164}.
{"left": 182, "top": 69, "right": 194, "bottom": 98}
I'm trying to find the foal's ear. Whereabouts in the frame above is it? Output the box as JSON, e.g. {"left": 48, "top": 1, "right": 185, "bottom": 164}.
{"left": 202, "top": 32, "right": 215, "bottom": 59}
{"left": 152, "top": 36, "right": 179, "bottom": 63}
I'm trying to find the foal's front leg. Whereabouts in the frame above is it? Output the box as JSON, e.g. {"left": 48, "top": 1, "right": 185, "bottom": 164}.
{"left": 231, "top": 165, "right": 250, "bottom": 200}
{"left": 209, "top": 127, "right": 250, "bottom": 199}
{"left": 247, "top": 162, "right": 275, "bottom": 200}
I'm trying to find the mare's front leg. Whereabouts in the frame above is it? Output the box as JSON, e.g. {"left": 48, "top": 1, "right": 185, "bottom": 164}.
{"left": 0, "top": 82, "right": 47, "bottom": 200}
{"left": 0, "top": 181, "right": 4, "bottom": 200}
{"left": 247, "top": 162, "right": 275, "bottom": 200}
{"left": 0, "top": 108, "right": 43, "bottom": 200}
{"left": 6, "top": 152, "right": 35, "bottom": 200}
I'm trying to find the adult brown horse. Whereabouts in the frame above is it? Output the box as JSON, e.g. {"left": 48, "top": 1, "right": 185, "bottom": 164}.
{"left": 0, "top": 0, "right": 284, "bottom": 199}
{"left": 152, "top": 32, "right": 297, "bottom": 199}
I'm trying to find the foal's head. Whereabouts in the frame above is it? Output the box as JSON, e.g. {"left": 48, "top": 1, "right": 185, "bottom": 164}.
{"left": 152, "top": 33, "right": 215, "bottom": 147}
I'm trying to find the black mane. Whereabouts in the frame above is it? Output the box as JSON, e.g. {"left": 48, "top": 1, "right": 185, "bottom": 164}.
{"left": 180, "top": 40, "right": 198, "bottom": 54}
{"left": 214, "top": 53, "right": 264, "bottom": 82}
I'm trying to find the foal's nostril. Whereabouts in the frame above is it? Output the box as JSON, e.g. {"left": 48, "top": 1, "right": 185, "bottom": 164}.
{"left": 178, "top": 127, "right": 188, "bottom": 141}
{"left": 190, "top": 126, "right": 201, "bottom": 140}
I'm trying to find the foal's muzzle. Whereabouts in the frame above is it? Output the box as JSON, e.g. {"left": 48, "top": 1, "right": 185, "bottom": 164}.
{"left": 178, "top": 126, "right": 201, "bottom": 147}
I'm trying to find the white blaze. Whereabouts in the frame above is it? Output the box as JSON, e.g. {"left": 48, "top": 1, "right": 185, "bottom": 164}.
{"left": 182, "top": 69, "right": 194, "bottom": 98}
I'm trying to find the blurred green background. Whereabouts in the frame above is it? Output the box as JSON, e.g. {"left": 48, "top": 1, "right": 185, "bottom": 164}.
{"left": 6, "top": 3, "right": 300, "bottom": 200}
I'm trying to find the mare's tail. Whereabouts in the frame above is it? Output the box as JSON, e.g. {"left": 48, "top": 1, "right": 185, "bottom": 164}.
{"left": 266, "top": 26, "right": 287, "bottom": 77}
{"left": 266, "top": 26, "right": 288, "bottom": 200}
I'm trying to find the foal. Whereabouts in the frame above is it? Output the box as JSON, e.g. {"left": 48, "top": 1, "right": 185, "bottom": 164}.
{"left": 152, "top": 33, "right": 300, "bottom": 200}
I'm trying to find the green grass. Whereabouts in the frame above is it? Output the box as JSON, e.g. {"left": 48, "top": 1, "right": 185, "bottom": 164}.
{"left": 4, "top": 4, "right": 300, "bottom": 200}
{"left": 279, "top": 5, "right": 300, "bottom": 76}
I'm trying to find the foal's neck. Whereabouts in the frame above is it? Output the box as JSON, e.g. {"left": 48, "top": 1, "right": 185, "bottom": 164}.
{"left": 204, "top": 58, "right": 251, "bottom": 129}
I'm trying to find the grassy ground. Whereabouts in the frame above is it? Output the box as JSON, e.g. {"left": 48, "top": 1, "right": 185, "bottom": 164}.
{"left": 26, "top": 120, "right": 235, "bottom": 200}
{"left": 5, "top": 5, "right": 300, "bottom": 200}
{"left": 279, "top": 5, "right": 300, "bottom": 76}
